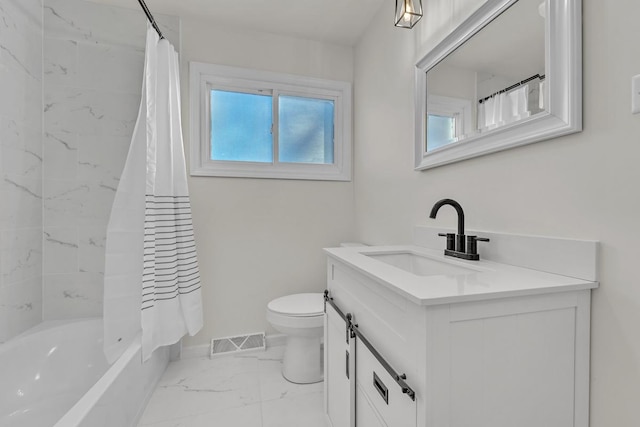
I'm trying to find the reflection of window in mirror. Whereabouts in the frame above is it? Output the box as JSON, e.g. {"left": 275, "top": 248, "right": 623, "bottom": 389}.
{"left": 427, "top": 95, "right": 472, "bottom": 151}
{"left": 427, "top": 115, "right": 456, "bottom": 149}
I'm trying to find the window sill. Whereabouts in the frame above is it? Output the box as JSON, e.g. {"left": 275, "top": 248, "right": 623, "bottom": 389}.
{"left": 191, "top": 161, "right": 351, "bottom": 181}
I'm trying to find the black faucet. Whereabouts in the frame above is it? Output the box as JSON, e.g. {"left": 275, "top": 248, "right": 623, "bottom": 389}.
{"left": 429, "top": 198, "right": 489, "bottom": 261}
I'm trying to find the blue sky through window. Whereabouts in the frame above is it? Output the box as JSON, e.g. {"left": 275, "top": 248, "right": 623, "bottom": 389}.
{"left": 279, "top": 96, "right": 334, "bottom": 164}
{"left": 210, "top": 90, "right": 273, "bottom": 162}
{"left": 210, "top": 89, "right": 335, "bottom": 165}
{"left": 427, "top": 114, "right": 456, "bottom": 151}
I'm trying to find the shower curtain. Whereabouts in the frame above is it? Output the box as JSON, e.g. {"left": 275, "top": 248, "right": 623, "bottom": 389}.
{"left": 103, "top": 25, "right": 203, "bottom": 363}
{"left": 477, "top": 85, "right": 530, "bottom": 131}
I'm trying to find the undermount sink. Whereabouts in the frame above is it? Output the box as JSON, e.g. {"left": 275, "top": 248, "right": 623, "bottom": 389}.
{"left": 364, "top": 251, "right": 480, "bottom": 277}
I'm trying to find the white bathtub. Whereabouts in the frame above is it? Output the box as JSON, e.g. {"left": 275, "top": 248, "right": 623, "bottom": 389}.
{"left": 0, "top": 318, "right": 169, "bottom": 427}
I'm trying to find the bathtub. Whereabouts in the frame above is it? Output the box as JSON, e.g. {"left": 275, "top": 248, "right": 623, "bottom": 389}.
{"left": 0, "top": 318, "right": 169, "bottom": 427}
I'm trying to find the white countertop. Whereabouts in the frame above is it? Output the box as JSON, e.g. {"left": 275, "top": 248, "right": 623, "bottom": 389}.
{"left": 324, "top": 245, "right": 598, "bottom": 306}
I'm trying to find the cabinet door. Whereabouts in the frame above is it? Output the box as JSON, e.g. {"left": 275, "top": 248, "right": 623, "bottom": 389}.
{"left": 355, "top": 339, "right": 417, "bottom": 427}
{"left": 355, "top": 383, "right": 387, "bottom": 427}
{"left": 325, "top": 303, "right": 354, "bottom": 427}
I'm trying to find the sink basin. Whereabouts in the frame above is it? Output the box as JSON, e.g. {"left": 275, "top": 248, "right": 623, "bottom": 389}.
{"left": 364, "top": 251, "right": 479, "bottom": 277}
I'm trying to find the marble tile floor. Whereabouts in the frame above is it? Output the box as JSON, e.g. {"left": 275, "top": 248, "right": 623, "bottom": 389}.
{"left": 137, "top": 345, "right": 326, "bottom": 427}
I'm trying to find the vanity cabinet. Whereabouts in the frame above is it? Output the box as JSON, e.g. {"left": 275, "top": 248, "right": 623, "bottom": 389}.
{"left": 323, "top": 250, "right": 595, "bottom": 427}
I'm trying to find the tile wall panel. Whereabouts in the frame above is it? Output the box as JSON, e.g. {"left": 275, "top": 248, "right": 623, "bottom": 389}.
{"left": 0, "top": 0, "right": 43, "bottom": 342}
{"left": 42, "top": 0, "right": 179, "bottom": 319}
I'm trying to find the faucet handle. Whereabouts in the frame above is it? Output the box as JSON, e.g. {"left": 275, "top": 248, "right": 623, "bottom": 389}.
{"left": 438, "top": 233, "right": 456, "bottom": 251}
{"left": 466, "top": 235, "right": 489, "bottom": 256}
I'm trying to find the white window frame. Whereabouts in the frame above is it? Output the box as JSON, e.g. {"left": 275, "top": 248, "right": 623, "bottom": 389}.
{"left": 189, "top": 62, "right": 352, "bottom": 181}
{"left": 427, "top": 95, "right": 473, "bottom": 149}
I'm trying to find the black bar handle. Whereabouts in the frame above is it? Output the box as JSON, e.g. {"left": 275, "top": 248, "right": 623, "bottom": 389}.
{"left": 324, "top": 290, "right": 416, "bottom": 402}
{"left": 324, "top": 290, "right": 347, "bottom": 321}
{"left": 324, "top": 291, "right": 352, "bottom": 343}
{"left": 353, "top": 324, "right": 416, "bottom": 401}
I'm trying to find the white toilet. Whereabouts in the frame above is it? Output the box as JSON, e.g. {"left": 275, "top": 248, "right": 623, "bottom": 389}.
{"left": 266, "top": 293, "right": 324, "bottom": 384}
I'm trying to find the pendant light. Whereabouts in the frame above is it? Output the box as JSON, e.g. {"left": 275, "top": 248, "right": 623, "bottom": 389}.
{"left": 395, "top": 0, "right": 423, "bottom": 29}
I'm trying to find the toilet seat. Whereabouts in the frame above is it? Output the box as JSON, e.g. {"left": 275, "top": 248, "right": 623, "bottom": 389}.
{"left": 267, "top": 293, "right": 324, "bottom": 317}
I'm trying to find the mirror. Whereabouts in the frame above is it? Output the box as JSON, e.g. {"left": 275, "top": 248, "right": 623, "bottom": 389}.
{"left": 415, "top": 0, "right": 581, "bottom": 170}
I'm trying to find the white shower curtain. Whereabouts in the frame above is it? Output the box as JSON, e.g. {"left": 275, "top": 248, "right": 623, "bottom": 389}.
{"left": 477, "top": 85, "right": 531, "bottom": 131}
{"left": 104, "top": 25, "right": 203, "bottom": 363}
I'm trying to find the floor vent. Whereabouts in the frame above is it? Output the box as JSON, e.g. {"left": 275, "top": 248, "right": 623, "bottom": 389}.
{"left": 210, "top": 333, "right": 265, "bottom": 358}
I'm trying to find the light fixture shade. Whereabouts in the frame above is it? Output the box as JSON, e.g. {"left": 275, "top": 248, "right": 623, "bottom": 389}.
{"left": 395, "top": 0, "right": 423, "bottom": 29}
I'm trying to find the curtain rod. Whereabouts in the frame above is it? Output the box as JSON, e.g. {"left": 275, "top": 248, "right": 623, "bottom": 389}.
{"left": 137, "top": 0, "right": 164, "bottom": 39}
{"left": 478, "top": 73, "right": 545, "bottom": 104}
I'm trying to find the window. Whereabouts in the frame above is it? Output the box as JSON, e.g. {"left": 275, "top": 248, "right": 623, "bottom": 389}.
{"left": 427, "top": 114, "right": 457, "bottom": 149}
{"left": 426, "top": 95, "right": 472, "bottom": 152}
{"left": 190, "top": 62, "right": 352, "bottom": 181}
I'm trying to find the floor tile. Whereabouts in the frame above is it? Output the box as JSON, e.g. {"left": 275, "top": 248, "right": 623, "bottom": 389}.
{"left": 261, "top": 391, "right": 326, "bottom": 427}
{"left": 258, "top": 357, "right": 323, "bottom": 402}
{"left": 139, "top": 357, "right": 261, "bottom": 425}
{"left": 139, "top": 403, "right": 263, "bottom": 427}
{"left": 138, "top": 345, "right": 327, "bottom": 427}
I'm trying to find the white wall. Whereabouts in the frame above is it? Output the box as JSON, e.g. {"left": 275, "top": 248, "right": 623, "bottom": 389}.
{"left": 354, "top": 0, "right": 640, "bottom": 425}
{"left": 0, "top": 0, "right": 43, "bottom": 342}
{"left": 180, "top": 17, "right": 355, "bottom": 346}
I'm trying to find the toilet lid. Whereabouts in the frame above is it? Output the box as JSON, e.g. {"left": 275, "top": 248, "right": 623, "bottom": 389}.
{"left": 268, "top": 293, "right": 324, "bottom": 317}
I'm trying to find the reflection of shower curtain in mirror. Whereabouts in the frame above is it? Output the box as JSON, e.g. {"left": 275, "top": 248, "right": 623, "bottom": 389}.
{"left": 477, "top": 79, "right": 545, "bottom": 131}
{"left": 103, "top": 25, "right": 203, "bottom": 363}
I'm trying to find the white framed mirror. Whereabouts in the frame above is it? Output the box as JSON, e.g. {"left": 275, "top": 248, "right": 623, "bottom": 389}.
{"left": 415, "top": 0, "right": 581, "bottom": 170}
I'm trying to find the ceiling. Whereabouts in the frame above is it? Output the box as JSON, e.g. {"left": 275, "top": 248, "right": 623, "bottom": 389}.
{"left": 84, "top": 0, "right": 387, "bottom": 46}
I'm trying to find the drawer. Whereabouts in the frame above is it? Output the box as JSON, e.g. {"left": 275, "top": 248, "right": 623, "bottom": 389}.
{"left": 355, "top": 339, "right": 416, "bottom": 427}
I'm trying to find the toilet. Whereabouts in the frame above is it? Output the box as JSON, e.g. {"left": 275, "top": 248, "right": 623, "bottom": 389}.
{"left": 266, "top": 293, "right": 324, "bottom": 384}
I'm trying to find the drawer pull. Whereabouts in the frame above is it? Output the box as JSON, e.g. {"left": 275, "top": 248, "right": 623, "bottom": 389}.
{"left": 346, "top": 351, "right": 350, "bottom": 379}
{"left": 373, "top": 372, "right": 389, "bottom": 404}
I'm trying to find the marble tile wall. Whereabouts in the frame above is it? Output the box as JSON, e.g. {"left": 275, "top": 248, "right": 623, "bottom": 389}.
{"left": 42, "top": 0, "right": 179, "bottom": 319}
{"left": 0, "top": 0, "right": 44, "bottom": 342}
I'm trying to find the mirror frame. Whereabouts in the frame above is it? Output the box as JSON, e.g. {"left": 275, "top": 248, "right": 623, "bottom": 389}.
{"left": 414, "top": 0, "right": 581, "bottom": 170}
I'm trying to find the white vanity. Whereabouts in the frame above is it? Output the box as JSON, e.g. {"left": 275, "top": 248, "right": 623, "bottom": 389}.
{"left": 323, "top": 227, "right": 598, "bottom": 427}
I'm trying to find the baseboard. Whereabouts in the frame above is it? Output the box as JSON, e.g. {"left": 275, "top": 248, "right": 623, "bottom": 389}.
{"left": 180, "top": 343, "right": 210, "bottom": 359}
